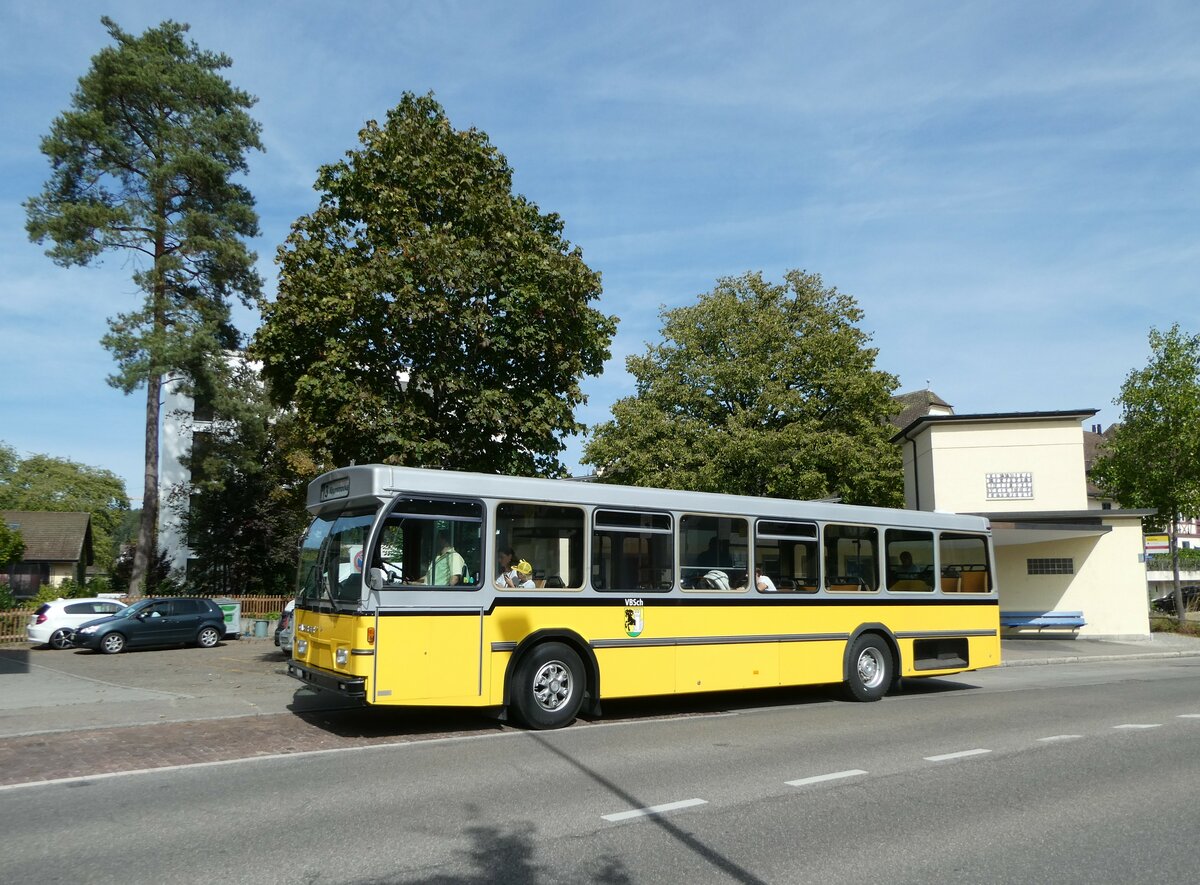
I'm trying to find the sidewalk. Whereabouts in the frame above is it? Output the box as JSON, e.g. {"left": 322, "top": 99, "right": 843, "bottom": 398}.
{"left": 1000, "top": 631, "right": 1200, "bottom": 666}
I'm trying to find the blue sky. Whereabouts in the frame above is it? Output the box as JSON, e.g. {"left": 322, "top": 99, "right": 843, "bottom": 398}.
{"left": 3, "top": 1, "right": 1199, "bottom": 501}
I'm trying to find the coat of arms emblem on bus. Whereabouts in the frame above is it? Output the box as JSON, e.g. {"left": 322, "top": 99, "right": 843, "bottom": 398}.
{"left": 624, "top": 604, "right": 643, "bottom": 638}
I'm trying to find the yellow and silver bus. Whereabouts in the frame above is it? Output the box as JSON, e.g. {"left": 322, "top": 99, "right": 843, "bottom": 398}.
{"left": 287, "top": 465, "right": 1000, "bottom": 728}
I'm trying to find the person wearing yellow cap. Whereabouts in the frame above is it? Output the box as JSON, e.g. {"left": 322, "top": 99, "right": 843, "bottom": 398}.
{"left": 513, "top": 558, "right": 536, "bottom": 589}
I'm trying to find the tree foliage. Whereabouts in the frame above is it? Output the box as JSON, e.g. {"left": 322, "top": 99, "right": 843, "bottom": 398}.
{"left": 170, "top": 359, "right": 308, "bottom": 596}
{"left": 24, "top": 17, "right": 263, "bottom": 593}
{"left": 0, "top": 441, "right": 129, "bottom": 572}
{"left": 254, "top": 91, "right": 616, "bottom": 477}
{"left": 0, "top": 521, "right": 24, "bottom": 570}
{"left": 1092, "top": 323, "right": 1200, "bottom": 620}
{"left": 584, "top": 270, "right": 903, "bottom": 505}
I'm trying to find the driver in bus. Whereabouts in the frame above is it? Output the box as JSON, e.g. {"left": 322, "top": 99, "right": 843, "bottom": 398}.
{"left": 426, "top": 532, "right": 466, "bottom": 586}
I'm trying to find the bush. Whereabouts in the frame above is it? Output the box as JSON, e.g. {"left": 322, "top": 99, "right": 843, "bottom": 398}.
{"left": 1149, "top": 614, "right": 1200, "bottom": 636}
{"left": 31, "top": 578, "right": 98, "bottom": 605}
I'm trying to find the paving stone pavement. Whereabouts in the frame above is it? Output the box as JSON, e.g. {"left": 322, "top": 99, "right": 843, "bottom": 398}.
{"left": 3, "top": 632, "right": 1199, "bottom": 788}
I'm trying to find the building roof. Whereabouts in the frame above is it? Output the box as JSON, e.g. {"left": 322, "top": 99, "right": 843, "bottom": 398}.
{"left": 890, "top": 389, "right": 953, "bottom": 430}
{"left": 1, "top": 511, "right": 94, "bottom": 564}
{"left": 890, "top": 409, "right": 1099, "bottom": 443}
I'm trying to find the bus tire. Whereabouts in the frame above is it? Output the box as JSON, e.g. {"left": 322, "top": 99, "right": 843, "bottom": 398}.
{"left": 845, "top": 634, "right": 892, "bottom": 702}
{"left": 511, "top": 641, "right": 585, "bottom": 730}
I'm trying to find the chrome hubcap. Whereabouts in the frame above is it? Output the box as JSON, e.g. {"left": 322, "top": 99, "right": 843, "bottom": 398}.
{"left": 857, "top": 648, "right": 885, "bottom": 689}
{"left": 532, "top": 660, "right": 573, "bottom": 712}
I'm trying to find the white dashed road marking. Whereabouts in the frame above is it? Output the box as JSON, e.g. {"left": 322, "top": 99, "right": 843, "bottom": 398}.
{"left": 1038, "top": 735, "right": 1083, "bottom": 742}
{"left": 924, "top": 749, "right": 991, "bottom": 762}
{"left": 1113, "top": 724, "right": 1161, "bottom": 730}
{"left": 602, "top": 798, "right": 708, "bottom": 822}
{"left": 786, "top": 769, "right": 868, "bottom": 788}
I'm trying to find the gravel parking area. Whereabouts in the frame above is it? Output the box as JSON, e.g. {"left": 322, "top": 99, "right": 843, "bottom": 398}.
{"left": 0, "top": 637, "right": 505, "bottom": 788}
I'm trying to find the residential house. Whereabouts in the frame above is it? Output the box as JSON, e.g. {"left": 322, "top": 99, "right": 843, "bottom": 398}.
{"left": 1, "top": 510, "right": 94, "bottom": 598}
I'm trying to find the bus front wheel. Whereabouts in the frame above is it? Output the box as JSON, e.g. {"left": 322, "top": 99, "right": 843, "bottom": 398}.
{"left": 845, "top": 634, "right": 892, "bottom": 702}
{"left": 511, "top": 642, "right": 585, "bottom": 730}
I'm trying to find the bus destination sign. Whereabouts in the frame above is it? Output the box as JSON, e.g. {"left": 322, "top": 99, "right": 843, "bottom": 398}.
{"left": 320, "top": 477, "right": 351, "bottom": 502}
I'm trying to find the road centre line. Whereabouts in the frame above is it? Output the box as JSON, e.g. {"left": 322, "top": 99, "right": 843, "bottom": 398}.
{"left": 924, "top": 748, "right": 991, "bottom": 762}
{"left": 1037, "top": 735, "right": 1083, "bottom": 742}
{"left": 602, "top": 798, "right": 707, "bottom": 822}
{"left": 786, "top": 769, "right": 868, "bottom": 787}
{"left": 1179, "top": 714, "right": 1200, "bottom": 719}
{"left": 1113, "top": 723, "right": 1161, "bottom": 729}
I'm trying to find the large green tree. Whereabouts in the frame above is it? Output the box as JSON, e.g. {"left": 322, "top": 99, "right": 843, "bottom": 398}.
{"left": 1092, "top": 324, "right": 1200, "bottom": 621}
{"left": 0, "top": 442, "right": 129, "bottom": 573}
{"left": 254, "top": 92, "right": 616, "bottom": 477}
{"left": 25, "top": 18, "right": 263, "bottom": 594}
{"left": 584, "top": 270, "right": 903, "bottom": 505}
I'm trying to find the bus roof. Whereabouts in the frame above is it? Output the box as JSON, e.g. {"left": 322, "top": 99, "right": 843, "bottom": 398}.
{"left": 306, "top": 464, "right": 990, "bottom": 533}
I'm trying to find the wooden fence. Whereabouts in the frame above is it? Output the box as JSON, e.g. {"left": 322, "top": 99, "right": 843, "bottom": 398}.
{"left": 1, "top": 595, "right": 291, "bottom": 646}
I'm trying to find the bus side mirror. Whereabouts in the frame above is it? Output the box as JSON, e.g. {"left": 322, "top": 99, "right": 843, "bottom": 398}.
{"left": 367, "top": 567, "right": 385, "bottom": 591}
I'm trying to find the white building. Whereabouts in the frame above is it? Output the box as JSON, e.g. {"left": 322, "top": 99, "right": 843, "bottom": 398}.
{"left": 893, "top": 395, "right": 1153, "bottom": 639}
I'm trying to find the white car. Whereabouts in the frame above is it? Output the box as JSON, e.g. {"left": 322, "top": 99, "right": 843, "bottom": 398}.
{"left": 274, "top": 599, "right": 295, "bottom": 656}
{"left": 28, "top": 597, "right": 127, "bottom": 649}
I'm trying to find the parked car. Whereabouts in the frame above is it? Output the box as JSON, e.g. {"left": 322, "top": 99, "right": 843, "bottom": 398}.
{"left": 274, "top": 599, "right": 295, "bottom": 656}
{"left": 28, "top": 597, "right": 126, "bottom": 649}
{"left": 1150, "top": 585, "right": 1200, "bottom": 615}
{"left": 70, "top": 597, "right": 227, "bottom": 654}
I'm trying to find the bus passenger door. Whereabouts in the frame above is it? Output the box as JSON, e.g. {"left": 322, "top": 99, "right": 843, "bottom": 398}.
{"left": 375, "top": 607, "right": 484, "bottom": 704}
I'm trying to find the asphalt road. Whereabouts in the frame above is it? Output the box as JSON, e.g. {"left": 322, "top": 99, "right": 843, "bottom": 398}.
{"left": 2, "top": 640, "right": 1199, "bottom": 883}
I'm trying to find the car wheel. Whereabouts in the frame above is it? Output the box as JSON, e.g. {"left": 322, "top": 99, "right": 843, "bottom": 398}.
{"left": 196, "top": 626, "right": 221, "bottom": 648}
{"left": 100, "top": 632, "right": 126, "bottom": 655}
{"left": 844, "top": 634, "right": 892, "bottom": 702}
{"left": 48, "top": 628, "right": 73, "bottom": 650}
{"left": 510, "top": 641, "right": 585, "bottom": 730}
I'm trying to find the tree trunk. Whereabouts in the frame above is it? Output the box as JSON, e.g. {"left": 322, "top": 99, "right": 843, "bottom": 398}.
{"left": 129, "top": 373, "right": 161, "bottom": 597}
{"left": 1170, "top": 517, "right": 1186, "bottom": 625}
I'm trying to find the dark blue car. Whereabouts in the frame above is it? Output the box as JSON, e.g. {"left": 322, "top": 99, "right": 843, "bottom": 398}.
{"left": 70, "top": 597, "right": 227, "bottom": 654}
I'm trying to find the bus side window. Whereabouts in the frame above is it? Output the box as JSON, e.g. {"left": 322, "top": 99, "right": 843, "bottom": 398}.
{"left": 495, "top": 503, "right": 585, "bottom": 590}
{"left": 755, "top": 520, "right": 819, "bottom": 594}
{"left": 884, "top": 528, "right": 934, "bottom": 591}
{"left": 591, "top": 510, "right": 673, "bottom": 592}
{"left": 823, "top": 524, "right": 879, "bottom": 591}
{"left": 939, "top": 532, "right": 992, "bottom": 593}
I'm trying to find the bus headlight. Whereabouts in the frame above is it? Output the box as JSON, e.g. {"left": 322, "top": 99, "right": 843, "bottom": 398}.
{"left": 335, "top": 647, "right": 349, "bottom": 666}
{"left": 296, "top": 639, "right": 308, "bottom": 655}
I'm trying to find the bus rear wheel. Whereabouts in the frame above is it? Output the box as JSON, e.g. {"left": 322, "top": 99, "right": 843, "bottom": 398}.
{"left": 511, "top": 642, "right": 584, "bottom": 730}
{"left": 845, "top": 634, "right": 892, "bottom": 702}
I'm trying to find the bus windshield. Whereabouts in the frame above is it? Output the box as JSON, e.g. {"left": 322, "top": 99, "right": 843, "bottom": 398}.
{"left": 298, "top": 504, "right": 377, "bottom": 607}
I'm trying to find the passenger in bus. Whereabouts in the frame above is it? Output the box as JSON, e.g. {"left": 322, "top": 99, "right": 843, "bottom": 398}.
{"left": 891, "top": 551, "right": 933, "bottom": 589}
{"left": 426, "top": 532, "right": 466, "bottom": 586}
{"left": 755, "top": 568, "right": 777, "bottom": 593}
{"left": 512, "top": 559, "right": 536, "bottom": 589}
{"left": 495, "top": 546, "right": 519, "bottom": 588}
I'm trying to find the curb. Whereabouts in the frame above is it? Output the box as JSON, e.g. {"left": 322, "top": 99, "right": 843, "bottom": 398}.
{"left": 1001, "top": 649, "right": 1200, "bottom": 667}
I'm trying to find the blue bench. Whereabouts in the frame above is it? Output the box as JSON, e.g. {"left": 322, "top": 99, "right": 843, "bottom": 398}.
{"left": 1000, "top": 610, "right": 1086, "bottom": 631}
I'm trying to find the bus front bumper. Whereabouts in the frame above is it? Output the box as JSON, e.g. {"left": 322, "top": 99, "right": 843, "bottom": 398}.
{"left": 287, "top": 661, "right": 367, "bottom": 700}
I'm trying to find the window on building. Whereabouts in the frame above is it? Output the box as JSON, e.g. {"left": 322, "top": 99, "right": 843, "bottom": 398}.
{"left": 192, "top": 386, "right": 216, "bottom": 423}
{"left": 1027, "top": 558, "right": 1074, "bottom": 576}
